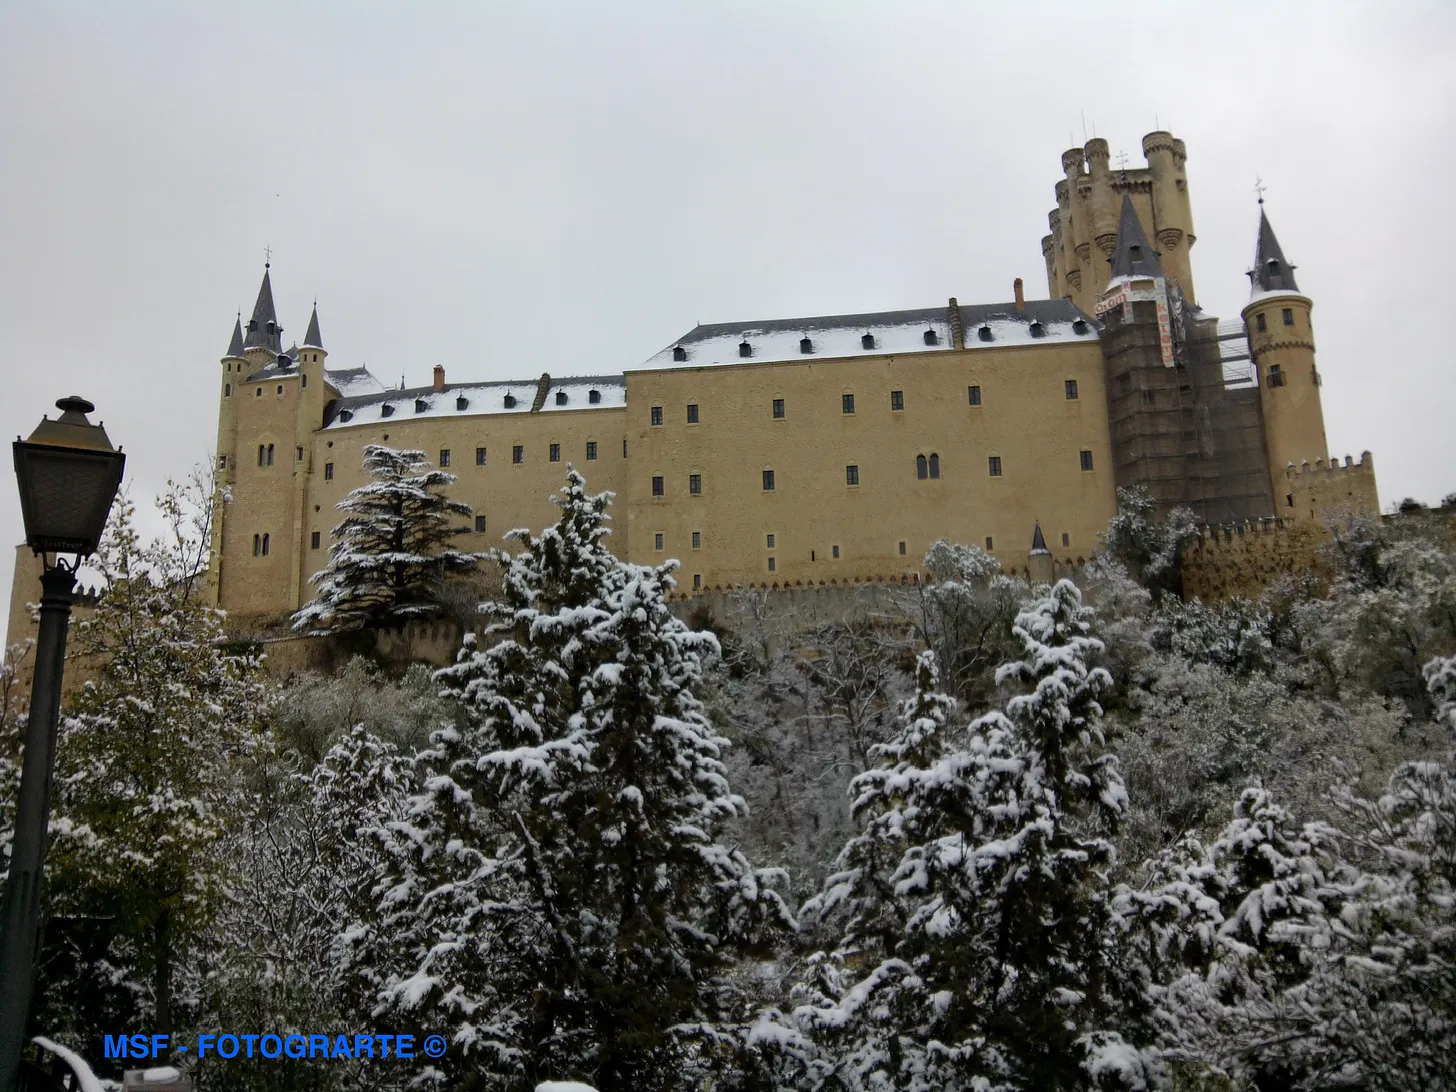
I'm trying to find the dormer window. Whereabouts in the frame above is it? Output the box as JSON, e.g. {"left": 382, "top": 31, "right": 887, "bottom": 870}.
{"left": 1072, "top": 319, "right": 1089, "bottom": 335}
{"left": 1268, "top": 259, "right": 1281, "bottom": 276}
{"left": 339, "top": 409, "right": 353, "bottom": 422}
{"left": 861, "top": 332, "right": 875, "bottom": 350}
{"left": 799, "top": 336, "right": 813, "bottom": 354}
{"left": 978, "top": 325, "right": 993, "bottom": 342}
{"left": 588, "top": 388, "right": 601, "bottom": 404}
{"left": 1029, "top": 321, "right": 1046, "bottom": 338}
{"left": 739, "top": 340, "right": 752, "bottom": 358}
{"left": 673, "top": 346, "right": 687, "bottom": 362}
{"left": 504, "top": 394, "right": 517, "bottom": 408}
{"left": 267, "top": 321, "right": 276, "bottom": 335}
{"left": 1129, "top": 245, "right": 1142, "bottom": 263}
{"left": 247, "top": 320, "right": 257, "bottom": 332}
{"left": 380, "top": 404, "right": 394, "bottom": 417}
{"left": 923, "top": 328, "right": 938, "bottom": 345}
{"left": 415, "top": 398, "right": 428, "bottom": 413}
{"left": 555, "top": 390, "right": 567, "bottom": 406}
{"left": 456, "top": 396, "right": 469, "bottom": 410}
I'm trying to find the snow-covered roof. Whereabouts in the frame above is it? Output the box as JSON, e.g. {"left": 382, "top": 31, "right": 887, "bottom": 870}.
{"left": 246, "top": 349, "right": 301, "bottom": 382}
{"left": 634, "top": 299, "right": 1094, "bottom": 370}
{"left": 322, "top": 376, "right": 627, "bottom": 430}
{"left": 325, "top": 366, "right": 387, "bottom": 397}
{"left": 1246, "top": 287, "right": 1308, "bottom": 307}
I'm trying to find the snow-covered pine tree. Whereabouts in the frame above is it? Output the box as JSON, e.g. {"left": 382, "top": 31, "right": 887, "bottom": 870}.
{"left": 40, "top": 486, "right": 274, "bottom": 1048}
{"left": 293, "top": 444, "right": 480, "bottom": 634}
{"left": 374, "top": 469, "right": 791, "bottom": 1091}
{"left": 795, "top": 579, "right": 1159, "bottom": 1091}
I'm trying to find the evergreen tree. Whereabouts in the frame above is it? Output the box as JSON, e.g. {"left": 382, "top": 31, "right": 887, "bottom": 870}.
{"left": 38, "top": 482, "right": 273, "bottom": 1056}
{"left": 795, "top": 580, "right": 1159, "bottom": 1091}
{"left": 368, "top": 470, "right": 792, "bottom": 1090}
{"left": 293, "top": 444, "right": 480, "bottom": 634}
{"left": 1098, "top": 486, "right": 1197, "bottom": 600}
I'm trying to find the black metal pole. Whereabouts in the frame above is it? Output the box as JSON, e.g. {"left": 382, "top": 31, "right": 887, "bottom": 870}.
{"left": 0, "top": 565, "right": 77, "bottom": 1092}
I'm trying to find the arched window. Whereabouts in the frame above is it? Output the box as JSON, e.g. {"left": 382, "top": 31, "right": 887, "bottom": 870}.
{"left": 916, "top": 454, "right": 928, "bottom": 480}
{"left": 225, "top": 384, "right": 231, "bottom": 396}
{"left": 928, "top": 453, "right": 940, "bottom": 479}
{"left": 252, "top": 534, "right": 260, "bottom": 556}
{"left": 261, "top": 533, "right": 270, "bottom": 556}
{"left": 258, "top": 445, "right": 266, "bottom": 466}
{"left": 266, "top": 444, "right": 275, "bottom": 465}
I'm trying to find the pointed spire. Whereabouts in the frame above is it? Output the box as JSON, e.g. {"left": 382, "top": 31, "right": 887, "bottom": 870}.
{"left": 225, "top": 313, "right": 244, "bottom": 358}
{"left": 242, "top": 265, "right": 282, "bottom": 352}
{"left": 1248, "top": 209, "right": 1300, "bottom": 295}
{"left": 1107, "top": 195, "right": 1163, "bottom": 280}
{"left": 1031, "top": 522, "right": 1050, "bottom": 553}
{"left": 302, "top": 303, "right": 323, "bottom": 349}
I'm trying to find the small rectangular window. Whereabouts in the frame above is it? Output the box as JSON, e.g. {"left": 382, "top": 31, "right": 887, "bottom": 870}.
{"left": 898, "top": 541, "right": 906, "bottom": 556}
{"left": 311, "top": 531, "right": 321, "bottom": 549}
{"left": 623, "top": 437, "right": 628, "bottom": 458}
{"left": 890, "top": 390, "right": 904, "bottom": 411}
{"left": 1286, "top": 493, "right": 1295, "bottom": 507}
{"left": 767, "top": 556, "right": 776, "bottom": 572}
{"left": 651, "top": 406, "right": 663, "bottom": 426}
{"left": 689, "top": 473, "right": 702, "bottom": 495}
{"left": 475, "top": 515, "right": 488, "bottom": 533}
{"left": 693, "top": 573, "right": 701, "bottom": 590}
{"left": 989, "top": 456, "right": 1003, "bottom": 477}
{"left": 218, "top": 455, "right": 227, "bottom": 470}
{"left": 687, "top": 403, "right": 699, "bottom": 424}
{"left": 652, "top": 475, "right": 664, "bottom": 497}
{"left": 1062, "top": 532, "right": 1070, "bottom": 547}
{"left": 655, "top": 532, "right": 664, "bottom": 551}
{"left": 439, "top": 448, "right": 451, "bottom": 467}
{"left": 1080, "top": 450, "right": 1094, "bottom": 471}
{"left": 985, "top": 536, "right": 994, "bottom": 550}
{"left": 766, "top": 534, "right": 775, "bottom": 549}
{"left": 1065, "top": 379, "right": 1079, "bottom": 400}
{"left": 513, "top": 445, "right": 524, "bottom": 464}
{"left": 772, "top": 398, "right": 785, "bottom": 419}
{"left": 586, "top": 441, "right": 598, "bottom": 461}
{"left": 258, "top": 445, "right": 266, "bottom": 466}
{"left": 476, "top": 446, "right": 487, "bottom": 466}
{"left": 842, "top": 393, "right": 855, "bottom": 414}
{"left": 968, "top": 385, "right": 982, "bottom": 406}
{"left": 324, "top": 462, "right": 334, "bottom": 480}
{"left": 1282, "top": 307, "right": 1294, "bottom": 327}
{"left": 1256, "top": 312, "right": 1267, "bottom": 332}
{"left": 692, "top": 531, "right": 701, "bottom": 550}
{"left": 832, "top": 545, "right": 840, "bottom": 559}
{"left": 550, "top": 443, "right": 561, "bottom": 463}
{"left": 297, "top": 445, "right": 305, "bottom": 461}
{"left": 1268, "top": 365, "right": 1284, "bottom": 388}
{"left": 763, "top": 469, "right": 775, "bottom": 491}
{"left": 845, "top": 464, "right": 859, "bottom": 486}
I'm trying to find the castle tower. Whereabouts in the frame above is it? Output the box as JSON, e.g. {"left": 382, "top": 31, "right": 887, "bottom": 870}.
{"left": 288, "top": 304, "right": 330, "bottom": 607}
{"left": 242, "top": 265, "right": 283, "bottom": 363}
{"left": 1027, "top": 522, "right": 1055, "bottom": 584}
{"left": 1242, "top": 208, "right": 1328, "bottom": 488}
{"left": 208, "top": 314, "right": 248, "bottom": 606}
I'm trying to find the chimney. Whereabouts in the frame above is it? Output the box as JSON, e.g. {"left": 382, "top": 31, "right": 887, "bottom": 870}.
{"left": 1014, "top": 278, "right": 1025, "bottom": 313}
{"left": 947, "top": 297, "right": 964, "bottom": 349}
{"left": 433, "top": 365, "right": 445, "bottom": 392}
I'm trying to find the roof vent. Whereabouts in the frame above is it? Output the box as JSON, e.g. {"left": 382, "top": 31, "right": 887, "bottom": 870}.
{"left": 739, "top": 340, "right": 752, "bottom": 358}
{"left": 1072, "top": 318, "right": 1089, "bottom": 335}
{"left": 861, "top": 332, "right": 876, "bottom": 350}
{"left": 503, "top": 393, "right": 517, "bottom": 408}
{"left": 923, "top": 328, "right": 938, "bottom": 345}
{"left": 415, "top": 398, "right": 429, "bottom": 413}
{"left": 338, "top": 409, "right": 353, "bottom": 422}
{"left": 1029, "top": 321, "right": 1046, "bottom": 338}
{"left": 588, "top": 388, "right": 601, "bottom": 404}
{"left": 555, "top": 390, "right": 568, "bottom": 406}
{"left": 456, "top": 395, "right": 469, "bottom": 411}
{"left": 672, "top": 345, "right": 687, "bottom": 362}
{"left": 380, "top": 404, "right": 395, "bottom": 418}
{"left": 978, "top": 325, "right": 993, "bottom": 342}
{"left": 799, "top": 336, "right": 813, "bottom": 354}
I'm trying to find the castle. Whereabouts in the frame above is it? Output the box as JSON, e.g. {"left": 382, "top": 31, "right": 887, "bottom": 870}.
{"left": 8, "top": 130, "right": 1384, "bottom": 643}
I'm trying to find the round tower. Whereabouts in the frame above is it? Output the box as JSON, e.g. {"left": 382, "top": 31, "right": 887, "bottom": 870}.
{"left": 1084, "top": 137, "right": 1119, "bottom": 296}
{"left": 1242, "top": 208, "right": 1327, "bottom": 484}
{"left": 1062, "top": 147, "right": 1090, "bottom": 301}
{"left": 1142, "top": 130, "right": 1195, "bottom": 303}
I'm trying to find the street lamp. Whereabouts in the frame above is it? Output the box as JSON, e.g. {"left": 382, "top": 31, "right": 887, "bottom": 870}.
{"left": 0, "top": 397, "right": 124, "bottom": 1092}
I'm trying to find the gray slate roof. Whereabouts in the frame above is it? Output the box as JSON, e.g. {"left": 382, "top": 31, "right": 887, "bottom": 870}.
{"left": 303, "top": 305, "right": 323, "bottom": 349}
{"left": 1108, "top": 195, "right": 1164, "bottom": 280}
{"left": 1249, "top": 209, "right": 1300, "bottom": 294}
{"left": 225, "top": 316, "right": 244, "bottom": 358}
{"left": 243, "top": 267, "right": 282, "bottom": 352}
{"left": 1031, "top": 522, "right": 1049, "bottom": 552}
{"left": 322, "top": 374, "right": 627, "bottom": 426}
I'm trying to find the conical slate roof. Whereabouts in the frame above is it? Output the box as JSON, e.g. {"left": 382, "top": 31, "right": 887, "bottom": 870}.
{"left": 242, "top": 266, "right": 282, "bottom": 352}
{"left": 302, "top": 304, "right": 323, "bottom": 349}
{"left": 225, "top": 315, "right": 244, "bottom": 358}
{"left": 1030, "top": 522, "right": 1050, "bottom": 553}
{"left": 1107, "top": 195, "right": 1163, "bottom": 280}
{"left": 1248, "top": 209, "right": 1300, "bottom": 295}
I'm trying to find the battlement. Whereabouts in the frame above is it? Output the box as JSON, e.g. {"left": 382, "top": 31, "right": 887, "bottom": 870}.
{"left": 1281, "top": 450, "right": 1379, "bottom": 523}
{"left": 1180, "top": 517, "right": 1327, "bottom": 602}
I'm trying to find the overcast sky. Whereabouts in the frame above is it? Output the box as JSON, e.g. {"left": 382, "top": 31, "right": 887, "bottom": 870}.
{"left": 2, "top": 1, "right": 1453, "bottom": 621}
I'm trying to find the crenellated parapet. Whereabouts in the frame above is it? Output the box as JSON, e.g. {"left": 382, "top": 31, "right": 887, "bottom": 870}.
{"left": 1179, "top": 516, "right": 1328, "bottom": 602}
{"left": 1282, "top": 451, "right": 1379, "bottom": 523}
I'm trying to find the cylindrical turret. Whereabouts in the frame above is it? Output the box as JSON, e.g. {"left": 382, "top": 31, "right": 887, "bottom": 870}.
{"left": 1245, "top": 290, "right": 1325, "bottom": 488}
{"left": 1143, "top": 130, "right": 1194, "bottom": 302}
{"left": 1062, "top": 148, "right": 1090, "bottom": 306}
{"left": 1041, "top": 228, "right": 1058, "bottom": 299}
{"left": 1055, "top": 178, "right": 1077, "bottom": 301}
{"left": 1084, "top": 138, "right": 1118, "bottom": 299}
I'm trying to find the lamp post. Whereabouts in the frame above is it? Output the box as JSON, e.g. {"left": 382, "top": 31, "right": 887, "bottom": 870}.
{"left": 0, "top": 397, "right": 124, "bottom": 1092}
